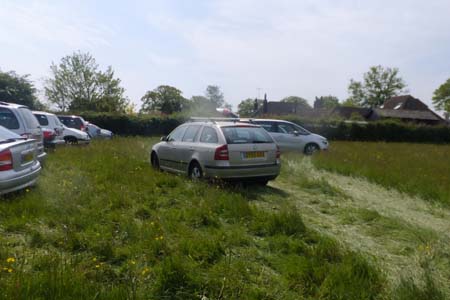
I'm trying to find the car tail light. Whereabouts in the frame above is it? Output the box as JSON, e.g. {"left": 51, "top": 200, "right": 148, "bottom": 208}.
{"left": 214, "top": 145, "right": 229, "bottom": 160}
{"left": 80, "top": 124, "right": 86, "bottom": 131}
{"left": 43, "top": 129, "right": 56, "bottom": 141}
{"left": 0, "top": 149, "right": 13, "bottom": 171}
{"left": 276, "top": 145, "right": 281, "bottom": 159}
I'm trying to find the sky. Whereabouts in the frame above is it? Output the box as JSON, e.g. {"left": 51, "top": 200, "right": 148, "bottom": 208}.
{"left": 1, "top": 0, "right": 449, "bottom": 112}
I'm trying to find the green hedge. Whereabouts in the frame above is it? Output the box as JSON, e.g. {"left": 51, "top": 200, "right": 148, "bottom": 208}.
{"left": 80, "top": 113, "right": 450, "bottom": 143}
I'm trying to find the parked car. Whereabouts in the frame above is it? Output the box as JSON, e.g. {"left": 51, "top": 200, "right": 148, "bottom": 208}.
{"left": 62, "top": 126, "right": 91, "bottom": 145}
{"left": 0, "top": 126, "right": 42, "bottom": 195}
{"left": 58, "top": 115, "right": 87, "bottom": 132}
{"left": 86, "top": 123, "right": 113, "bottom": 139}
{"left": 32, "top": 111, "right": 65, "bottom": 148}
{"left": 151, "top": 119, "right": 281, "bottom": 184}
{"left": 0, "top": 102, "right": 46, "bottom": 162}
{"left": 241, "top": 119, "right": 329, "bottom": 155}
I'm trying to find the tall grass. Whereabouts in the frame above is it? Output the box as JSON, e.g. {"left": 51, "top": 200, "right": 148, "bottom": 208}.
{"left": 312, "top": 141, "right": 450, "bottom": 206}
{"left": 0, "top": 137, "right": 386, "bottom": 299}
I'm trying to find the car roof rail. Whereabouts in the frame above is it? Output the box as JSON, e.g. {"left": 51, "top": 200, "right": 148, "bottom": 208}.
{"left": 189, "top": 117, "right": 240, "bottom": 124}
{"left": 0, "top": 101, "right": 11, "bottom": 106}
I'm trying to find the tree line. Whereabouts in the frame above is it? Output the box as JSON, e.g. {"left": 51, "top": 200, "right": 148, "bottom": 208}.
{"left": 1, "top": 51, "right": 449, "bottom": 117}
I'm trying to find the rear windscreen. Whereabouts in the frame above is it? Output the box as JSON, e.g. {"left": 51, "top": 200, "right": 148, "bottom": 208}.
{"left": 0, "top": 108, "right": 20, "bottom": 129}
{"left": 34, "top": 114, "right": 49, "bottom": 126}
{"left": 221, "top": 126, "right": 274, "bottom": 144}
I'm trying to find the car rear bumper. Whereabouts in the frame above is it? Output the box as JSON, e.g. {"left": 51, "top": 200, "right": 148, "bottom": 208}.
{"left": 0, "top": 162, "right": 42, "bottom": 195}
{"left": 37, "top": 151, "right": 47, "bottom": 163}
{"left": 204, "top": 162, "right": 281, "bottom": 180}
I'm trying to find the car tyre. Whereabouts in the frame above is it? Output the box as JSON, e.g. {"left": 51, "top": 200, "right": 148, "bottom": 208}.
{"left": 64, "top": 136, "right": 78, "bottom": 145}
{"left": 189, "top": 161, "right": 203, "bottom": 180}
{"left": 151, "top": 152, "right": 160, "bottom": 170}
{"left": 304, "top": 143, "right": 319, "bottom": 155}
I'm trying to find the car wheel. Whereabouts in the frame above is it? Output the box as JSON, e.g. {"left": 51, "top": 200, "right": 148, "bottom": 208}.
{"left": 189, "top": 162, "right": 203, "bottom": 180}
{"left": 151, "top": 152, "right": 160, "bottom": 170}
{"left": 256, "top": 180, "right": 268, "bottom": 186}
{"left": 304, "top": 143, "right": 319, "bottom": 155}
{"left": 64, "top": 136, "right": 78, "bottom": 145}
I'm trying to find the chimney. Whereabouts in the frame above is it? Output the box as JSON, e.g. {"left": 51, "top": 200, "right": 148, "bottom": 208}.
{"left": 263, "top": 94, "right": 268, "bottom": 114}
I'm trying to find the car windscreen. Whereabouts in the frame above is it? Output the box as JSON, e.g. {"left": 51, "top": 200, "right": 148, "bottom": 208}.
{"left": 221, "top": 126, "right": 274, "bottom": 144}
{"left": 34, "top": 114, "right": 49, "bottom": 126}
{"left": 19, "top": 108, "right": 40, "bottom": 128}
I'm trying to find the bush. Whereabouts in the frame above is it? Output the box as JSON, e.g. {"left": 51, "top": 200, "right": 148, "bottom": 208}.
{"left": 79, "top": 112, "right": 450, "bottom": 143}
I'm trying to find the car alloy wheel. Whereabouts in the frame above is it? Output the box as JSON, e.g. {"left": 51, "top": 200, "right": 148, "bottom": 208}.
{"left": 304, "top": 143, "right": 319, "bottom": 155}
{"left": 189, "top": 163, "right": 203, "bottom": 180}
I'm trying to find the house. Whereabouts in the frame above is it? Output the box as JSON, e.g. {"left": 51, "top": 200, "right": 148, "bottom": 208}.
{"left": 373, "top": 95, "right": 444, "bottom": 125}
{"left": 253, "top": 94, "right": 313, "bottom": 116}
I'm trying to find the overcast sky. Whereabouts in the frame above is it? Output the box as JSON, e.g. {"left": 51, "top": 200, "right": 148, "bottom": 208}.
{"left": 1, "top": 0, "right": 449, "bottom": 111}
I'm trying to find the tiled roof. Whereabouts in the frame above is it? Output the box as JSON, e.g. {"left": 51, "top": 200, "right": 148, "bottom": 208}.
{"left": 373, "top": 108, "right": 442, "bottom": 121}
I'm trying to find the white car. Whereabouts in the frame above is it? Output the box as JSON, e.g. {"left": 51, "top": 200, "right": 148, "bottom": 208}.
{"left": 86, "top": 123, "right": 113, "bottom": 139}
{"left": 33, "top": 111, "right": 65, "bottom": 148}
{"left": 242, "top": 119, "right": 329, "bottom": 155}
{"left": 62, "top": 126, "right": 90, "bottom": 145}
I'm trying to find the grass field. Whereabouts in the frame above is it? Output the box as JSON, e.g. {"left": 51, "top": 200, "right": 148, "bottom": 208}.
{"left": 311, "top": 141, "right": 450, "bottom": 206}
{"left": 0, "top": 138, "right": 448, "bottom": 299}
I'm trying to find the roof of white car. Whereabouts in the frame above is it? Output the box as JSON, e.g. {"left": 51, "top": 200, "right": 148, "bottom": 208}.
{"left": 0, "top": 101, "right": 28, "bottom": 108}
{"left": 240, "top": 118, "right": 292, "bottom": 123}
{"left": 32, "top": 111, "right": 57, "bottom": 116}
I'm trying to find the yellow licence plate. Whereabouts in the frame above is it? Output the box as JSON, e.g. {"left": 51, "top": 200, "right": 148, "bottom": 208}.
{"left": 243, "top": 151, "right": 265, "bottom": 159}
{"left": 22, "top": 152, "right": 33, "bottom": 163}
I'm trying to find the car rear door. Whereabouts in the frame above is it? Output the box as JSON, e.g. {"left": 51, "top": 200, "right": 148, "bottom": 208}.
{"left": 271, "top": 122, "right": 306, "bottom": 151}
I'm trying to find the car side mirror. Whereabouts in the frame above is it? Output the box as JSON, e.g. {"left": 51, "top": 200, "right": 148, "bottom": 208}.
{"left": 160, "top": 136, "right": 167, "bottom": 142}
{"left": 293, "top": 131, "right": 300, "bottom": 136}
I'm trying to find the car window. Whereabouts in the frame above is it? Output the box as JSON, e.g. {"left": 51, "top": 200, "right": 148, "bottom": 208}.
{"left": 0, "top": 108, "right": 20, "bottom": 129}
{"left": 293, "top": 124, "right": 310, "bottom": 135}
{"left": 277, "top": 123, "right": 297, "bottom": 134}
{"left": 221, "top": 126, "right": 273, "bottom": 144}
{"left": 199, "top": 126, "right": 218, "bottom": 143}
{"left": 255, "top": 121, "right": 277, "bottom": 133}
{"left": 19, "top": 108, "right": 40, "bottom": 129}
{"left": 182, "top": 125, "right": 201, "bottom": 142}
{"left": 34, "top": 114, "right": 49, "bottom": 126}
{"left": 59, "top": 117, "right": 82, "bottom": 129}
{"left": 167, "top": 126, "right": 186, "bottom": 142}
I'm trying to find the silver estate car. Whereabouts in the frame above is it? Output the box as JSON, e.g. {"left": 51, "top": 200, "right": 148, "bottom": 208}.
{"left": 242, "top": 119, "right": 329, "bottom": 155}
{"left": 0, "top": 126, "right": 41, "bottom": 195}
{"left": 151, "top": 119, "right": 281, "bottom": 184}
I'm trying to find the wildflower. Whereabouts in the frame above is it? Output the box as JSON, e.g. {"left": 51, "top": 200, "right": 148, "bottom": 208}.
{"left": 160, "top": 235, "right": 164, "bottom": 240}
{"left": 26, "top": 189, "right": 30, "bottom": 193}
{"left": 130, "top": 260, "right": 136, "bottom": 265}
{"left": 95, "top": 264, "right": 100, "bottom": 269}
{"left": 150, "top": 222, "right": 154, "bottom": 226}
{"left": 8, "top": 268, "right": 13, "bottom": 273}
{"left": 92, "top": 257, "right": 97, "bottom": 262}
{"left": 6, "top": 257, "right": 15, "bottom": 263}
{"left": 141, "top": 267, "right": 150, "bottom": 276}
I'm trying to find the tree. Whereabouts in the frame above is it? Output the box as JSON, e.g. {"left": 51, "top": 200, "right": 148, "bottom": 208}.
{"left": 140, "top": 85, "right": 186, "bottom": 114}
{"left": 432, "top": 78, "right": 450, "bottom": 114}
{"left": 45, "top": 51, "right": 129, "bottom": 112}
{"left": 0, "top": 70, "right": 45, "bottom": 109}
{"left": 205, "top": 85, "right": 225, "bottom": 108}
{"left": 237, "top": 98, "right": 256, "bottom": 116}
{"left": 347, "top": 65, "right": 407, "bottom": 107}
{"left": 314, "top": 96, "right": 339, "bottom": 109}
{"left": 280, "top": 96, "right": 312, "bottom": 109}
